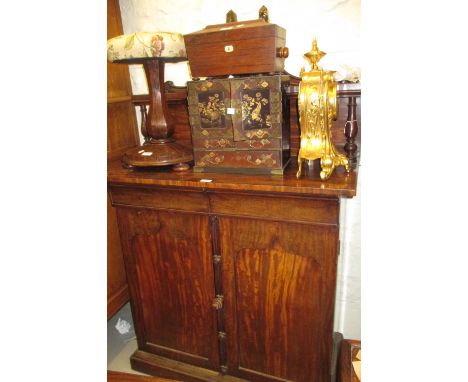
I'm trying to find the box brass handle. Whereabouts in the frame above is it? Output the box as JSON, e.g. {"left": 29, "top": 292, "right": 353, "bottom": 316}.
{"left": 212, "top": 295, "right": 224, "bottom": 310}
{"left": 277, "top": 47, "right": 289, "bottom": 58}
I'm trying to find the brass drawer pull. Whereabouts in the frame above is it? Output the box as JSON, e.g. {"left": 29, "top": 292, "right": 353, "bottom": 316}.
{"left": 212, "top": 295, "right": 224, "bottom": 310}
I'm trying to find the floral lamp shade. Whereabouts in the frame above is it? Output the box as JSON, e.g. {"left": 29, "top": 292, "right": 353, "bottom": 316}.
{"left": 107, "top": 32, "right": 187, "bottom": 62}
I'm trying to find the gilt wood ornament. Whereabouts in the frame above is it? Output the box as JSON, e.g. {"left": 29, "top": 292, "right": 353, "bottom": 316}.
{"left": 297, "top": 38, "right": 350, "bottom": 180}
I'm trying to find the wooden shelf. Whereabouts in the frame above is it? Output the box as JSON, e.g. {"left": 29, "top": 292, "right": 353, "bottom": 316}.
{"left": 108, "top": 95, "right": 133, "bottom": 104}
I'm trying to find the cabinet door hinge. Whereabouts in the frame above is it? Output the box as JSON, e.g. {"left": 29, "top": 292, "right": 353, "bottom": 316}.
{"left": 212, "top": 295, "right": 224, "bottom": 310}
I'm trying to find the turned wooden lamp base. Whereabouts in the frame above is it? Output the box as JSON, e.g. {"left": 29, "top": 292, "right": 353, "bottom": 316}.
{"left": 122, "top": 140, "right": 192, "bottom": 171}
{"left": 124, "top": 57, "right": 193, "bottom": 171}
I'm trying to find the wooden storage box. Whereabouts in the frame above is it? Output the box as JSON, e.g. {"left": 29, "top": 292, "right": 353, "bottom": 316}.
{"left": 184, "top": 19, "right": 287, "bottom": 77}
{"left": 187, "top": 75, "right": 290, "bottom": 174}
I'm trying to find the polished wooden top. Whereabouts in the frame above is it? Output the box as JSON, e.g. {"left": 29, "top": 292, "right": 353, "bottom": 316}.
{"left": 108, "top": 158, "right": 358, "bottom": 198}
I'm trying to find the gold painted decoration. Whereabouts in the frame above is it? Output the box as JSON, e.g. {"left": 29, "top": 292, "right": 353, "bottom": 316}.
{"left": 241, "top": 90, "right": 271, "bottom": 130}
{"left": 198, "top": 92, "right": 227, "bottom": 128}
{"left": 297, "top": 38, "right": 350, "bottom": 180}
{"left": 198, "top": 152, "right": 225, "bottom": 166}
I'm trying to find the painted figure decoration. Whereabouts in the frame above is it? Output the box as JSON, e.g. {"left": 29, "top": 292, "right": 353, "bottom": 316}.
{"left": 198, "top": 92, "right": 227, "bottom": 129}
{"left": 241, "top": 89, "right": 271, "bottom": 130}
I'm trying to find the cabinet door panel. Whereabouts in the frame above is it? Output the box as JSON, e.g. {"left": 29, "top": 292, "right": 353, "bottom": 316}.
{"left": 187, "top": 79, "right": 233, "bottom": 139}
{"left": 230, "top": 76, "right": 283, "bottom": 141}
{"left": 117, "top": 208, "right": 219, "bottom": 370}
{"left": 220, "top": 217, "right": 338, "bottom": 382}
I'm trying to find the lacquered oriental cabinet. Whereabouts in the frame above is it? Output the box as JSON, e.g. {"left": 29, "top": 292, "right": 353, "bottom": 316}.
{"left": 108, "top": 160, "right": 357, "bottom": 382}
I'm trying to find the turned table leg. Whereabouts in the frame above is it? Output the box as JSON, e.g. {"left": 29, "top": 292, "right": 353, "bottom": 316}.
{"left": 344, "top": 96, "right": 359, "bottom": 167}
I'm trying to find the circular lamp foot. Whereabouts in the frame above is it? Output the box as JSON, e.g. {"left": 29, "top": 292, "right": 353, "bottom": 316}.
{"left": 122, "top": 142, "right": 193, "bottom": 169}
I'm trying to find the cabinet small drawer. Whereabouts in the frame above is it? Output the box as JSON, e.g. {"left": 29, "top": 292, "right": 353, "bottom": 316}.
{"left": 209, "top": 192, "right": 338, "bottom": 225}
{"left": 194, "top": 150, "right": 283, "bottom": 170}
{"left": 109, "top": 186, "right": 209, "bottom": 213}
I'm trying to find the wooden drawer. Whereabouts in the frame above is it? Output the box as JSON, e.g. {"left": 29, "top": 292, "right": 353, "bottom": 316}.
{"left": 209, "top": 192, "right": 339, "bottom": 224}
{"left": 193, "top": 150, "right": 285, "bottom": 173}
{"left": 109, "top": 186, "right": 209, "bottom": 213}
{"left": 192, "top": 137, "right": 283, "bottom": 150}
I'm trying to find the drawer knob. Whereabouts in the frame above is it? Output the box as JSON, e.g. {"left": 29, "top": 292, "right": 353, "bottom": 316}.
{"left": 277, "top": 47, "right": 289, "bottom": 58}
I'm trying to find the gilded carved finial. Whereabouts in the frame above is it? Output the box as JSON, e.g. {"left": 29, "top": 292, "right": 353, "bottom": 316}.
{"left": 259, "top": 6, "right": 269, "bottom": 22}
{"left": 304, "top": 37, "right": 326, "bottom": 70}
{"left": 226, "top": 10, "right": 237, "bottom": 23}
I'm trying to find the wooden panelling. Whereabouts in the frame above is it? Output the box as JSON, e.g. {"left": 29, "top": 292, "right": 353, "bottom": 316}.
{"left": 109, "top": 186, "right": 209, "bottom": 213}
{"left": 107, "top": 0, "right": 133, "bottom": 99}
{"left": 117, "top": 209, "right": 219, "bottom": 370}
{"left": 107, "top": 0, "right": 139, "bottom": 319}
{"left": 108, "top": 63, "right": 134, "bottom": 100}
{"left": 107, "top": 102, "right": 140, "bottom": 158}
{"left": 107, "top": 193, "right": 128, "bottom": 319}
{"left": 209, "top": 192, "right": 339, "bottom": 225}
{"left": 220, "top": 217, "right": 339, "bottom": 382}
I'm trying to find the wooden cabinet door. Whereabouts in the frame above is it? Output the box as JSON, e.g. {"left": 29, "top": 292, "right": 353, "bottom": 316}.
{"left": 107, "top": 193, "right": 129, "bottom": 319}
{"left": 187, "top": 79, "right": 234, "bottom": 150}
{"left": 230, "top": 76, "right": 283, "bottom": 142}
{"left": 219, "top": 217, "right": 339, "bottom": 382}
{"left": 116, "top": 208, "right": 220, "bottom": 371}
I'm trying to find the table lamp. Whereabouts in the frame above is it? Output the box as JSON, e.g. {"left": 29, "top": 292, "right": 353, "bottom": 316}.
{"left": 107, "top": 32, "right": 193, "bottom": 171}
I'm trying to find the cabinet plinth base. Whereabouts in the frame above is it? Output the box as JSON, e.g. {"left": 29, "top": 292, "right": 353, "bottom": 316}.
{"left": 131, "top": 350, "right": 247, "bottom": 382}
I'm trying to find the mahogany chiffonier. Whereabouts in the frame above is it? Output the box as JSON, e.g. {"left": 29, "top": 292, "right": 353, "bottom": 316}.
{"left": 108, "top": 160, "right": 357, "bottom": 382}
